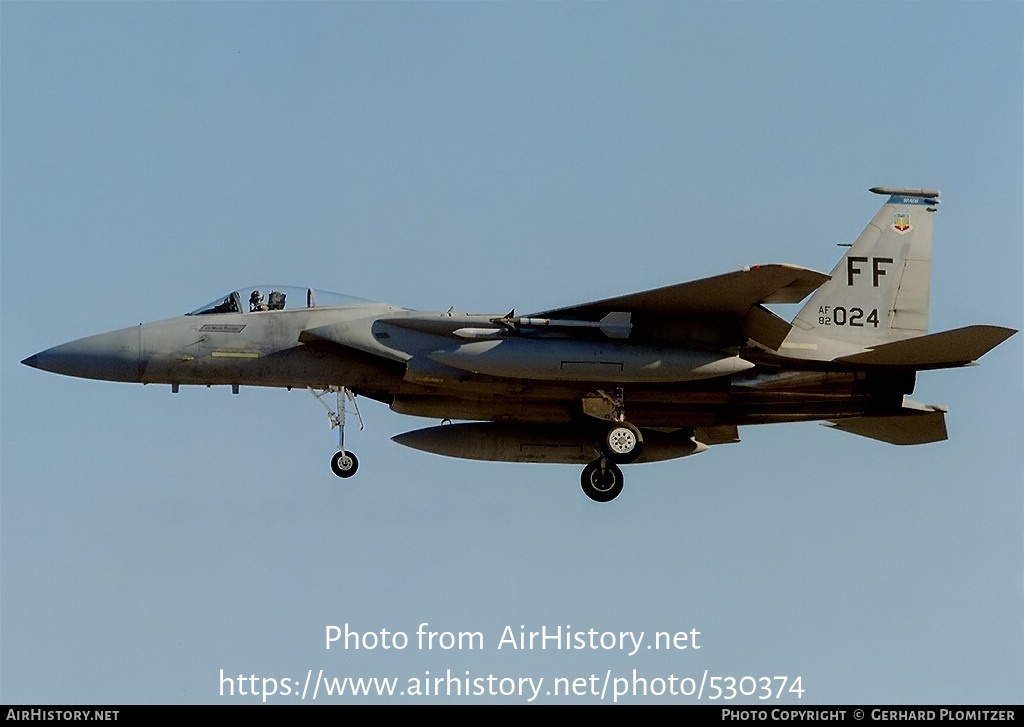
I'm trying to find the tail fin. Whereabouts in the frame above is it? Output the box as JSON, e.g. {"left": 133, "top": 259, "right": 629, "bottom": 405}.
{"left": 782, "top": 187, "right": 940, "bottom": 359}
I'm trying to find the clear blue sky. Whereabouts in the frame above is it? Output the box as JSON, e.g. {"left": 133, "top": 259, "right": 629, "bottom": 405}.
{"left": 2, "top": 1, "right": 1021, "bottom": 704}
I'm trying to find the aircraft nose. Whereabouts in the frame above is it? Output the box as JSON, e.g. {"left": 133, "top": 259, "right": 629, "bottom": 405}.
{"left": 21, "top": 326, "right": 142, "bottom": 382}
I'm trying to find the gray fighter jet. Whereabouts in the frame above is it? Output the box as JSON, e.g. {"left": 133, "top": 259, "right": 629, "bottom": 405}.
{"left": 22, "top": 188, "right": 1017, "bottom": 502}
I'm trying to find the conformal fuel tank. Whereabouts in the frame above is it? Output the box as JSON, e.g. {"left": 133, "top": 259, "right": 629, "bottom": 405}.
{"left": 427, "top": 339, "right": 753, "bottom": 383}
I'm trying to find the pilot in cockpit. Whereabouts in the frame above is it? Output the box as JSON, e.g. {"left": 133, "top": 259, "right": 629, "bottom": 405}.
{"left": 267, "top": 290, "right": 286, "bottom": 310}
{"left": 249, "top": 290, "right": 269, "bottom": 312}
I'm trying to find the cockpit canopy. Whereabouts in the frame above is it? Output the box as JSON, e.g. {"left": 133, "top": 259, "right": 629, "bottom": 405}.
{"left": 188, "top": 286, "right": 371, "bottom": 315}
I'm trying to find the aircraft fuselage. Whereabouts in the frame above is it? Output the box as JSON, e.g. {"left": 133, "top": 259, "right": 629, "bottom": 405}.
{"left": 22, "top": 189, "right": 1017, "bottom": 501}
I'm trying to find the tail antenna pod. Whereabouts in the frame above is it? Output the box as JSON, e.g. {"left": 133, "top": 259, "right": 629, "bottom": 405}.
{"left": 869, "top": 186, "right": 940, "bottom": 200}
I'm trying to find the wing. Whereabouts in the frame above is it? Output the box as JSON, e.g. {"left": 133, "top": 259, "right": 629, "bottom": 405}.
{"left": 530, "top": 264, "right": 829, "bottom": 320}
{"left": 530, "top": 264, "right": 829, "bottom": 349}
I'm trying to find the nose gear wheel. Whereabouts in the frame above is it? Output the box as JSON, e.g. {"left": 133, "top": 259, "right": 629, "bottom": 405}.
{"left": 330, "top": 450, "right": 359, "bottom": 478}
{"left": 310, "top": 386, "right": 364, "bottom": 479}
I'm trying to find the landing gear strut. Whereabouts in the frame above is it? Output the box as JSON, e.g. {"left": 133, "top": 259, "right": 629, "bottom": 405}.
{"left": 309, "top": 386, "right": 363, "bottom": 478}
{"left": 579, "top": 388, "right": 643, "bottom": 501}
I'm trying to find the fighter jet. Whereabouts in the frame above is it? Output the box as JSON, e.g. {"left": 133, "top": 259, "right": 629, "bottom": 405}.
{"left": 22, "top": 188, "right": 1016, "bottom": 502}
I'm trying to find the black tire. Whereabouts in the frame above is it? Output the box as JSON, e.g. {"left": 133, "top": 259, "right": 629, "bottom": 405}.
{"left": 603, "top": 422, "right": 644, "bottom": 464}
{"left": 580, "top": 458, "right": 624, "bottom": 502}
{"left": 330, "top": 450, "right": 359, "bottom": 478}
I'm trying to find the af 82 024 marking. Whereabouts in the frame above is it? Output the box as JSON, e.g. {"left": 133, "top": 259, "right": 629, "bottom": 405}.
{"left": 817, "top": 306, "right": 880, "bottom": 327}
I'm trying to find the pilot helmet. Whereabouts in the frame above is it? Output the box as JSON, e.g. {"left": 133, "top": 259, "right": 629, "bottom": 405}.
{"left": 250, "top": 290, "right": 263, "bottom": 302}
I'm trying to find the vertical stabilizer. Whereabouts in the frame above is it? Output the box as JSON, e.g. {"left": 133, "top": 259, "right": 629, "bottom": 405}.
{"left": 782, "top": 188, "right": 939, "bottom": 359}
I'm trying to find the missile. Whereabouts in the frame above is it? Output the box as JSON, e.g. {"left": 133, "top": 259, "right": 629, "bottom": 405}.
{"left": 379, "top": 311, "right": 632, "bottom": 340}
{"left": 490, "top": 311, "right": 632, "bottom": 339}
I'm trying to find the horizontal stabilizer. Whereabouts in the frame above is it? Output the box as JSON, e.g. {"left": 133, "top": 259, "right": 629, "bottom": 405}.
{"left": 835, "top": 325, "right": 1017, "bottom": 368}
{"left": 822, "top": 399, "right": 947, "bottom": 445}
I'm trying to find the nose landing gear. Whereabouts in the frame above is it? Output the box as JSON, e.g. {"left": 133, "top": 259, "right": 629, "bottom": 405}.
{"left": 310, "top": 386, "right": 363, "bottom": 479}
{"left": 330, "top": 450, "right": 359, "bottom": 478}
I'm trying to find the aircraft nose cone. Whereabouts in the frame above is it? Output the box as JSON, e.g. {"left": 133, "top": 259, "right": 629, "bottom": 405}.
{"left": 22, "top": 326, "right": 142, "bottom": 382}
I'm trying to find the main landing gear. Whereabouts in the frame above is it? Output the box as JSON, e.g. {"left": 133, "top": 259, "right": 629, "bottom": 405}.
{"left": 580, "top": 458, "right": 624, "bottom": 503}
{"left": 579, "top": 389, "right": 644, "bottom": 503}
{"left": 309, "top": 386, "right": 363, "bottom": 479}
{"left": 603, "top": 421, "right": 643, "bottom": 464}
